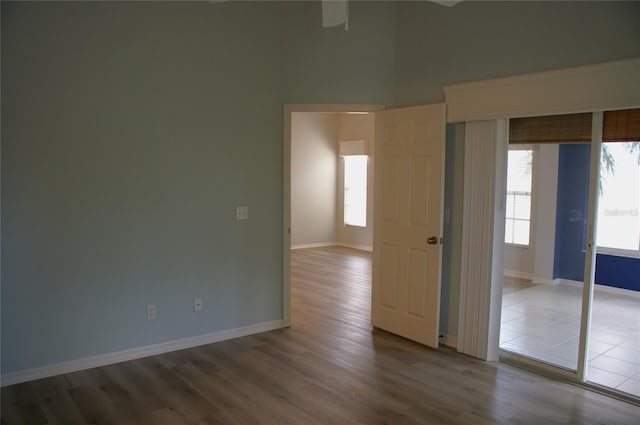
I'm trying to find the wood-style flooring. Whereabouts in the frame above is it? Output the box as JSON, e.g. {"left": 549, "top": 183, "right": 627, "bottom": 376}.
{"left": 2, "top": 246, "right": 639, "bottom": 424}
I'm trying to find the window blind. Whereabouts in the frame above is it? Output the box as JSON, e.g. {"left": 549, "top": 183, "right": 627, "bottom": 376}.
{"left": 509, "top": 109, "right": 640, "bottom": 144}
{"left": 602, "top": 108, "right": 640, "bottom": 142}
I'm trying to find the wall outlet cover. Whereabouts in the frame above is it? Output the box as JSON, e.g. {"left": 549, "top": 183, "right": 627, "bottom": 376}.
{"left": 146, "top": 304, "right": 156, "bottom": 320}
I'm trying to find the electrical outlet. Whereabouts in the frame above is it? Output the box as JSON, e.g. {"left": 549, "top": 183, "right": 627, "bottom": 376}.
{"left": 146, "top": 304, "right": 156, "bottom": 320}
{"left": 194, "top": 297, "right": 203, "bottom": 312}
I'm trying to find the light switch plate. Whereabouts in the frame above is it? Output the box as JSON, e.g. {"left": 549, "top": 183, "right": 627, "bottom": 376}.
{"left": 236, "top": 206, "right": 249, "bottom": 220}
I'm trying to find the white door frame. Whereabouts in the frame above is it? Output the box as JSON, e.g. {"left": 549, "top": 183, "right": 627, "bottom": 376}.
{"left": 282, "top": 104, "right": 384, "bottom": 327}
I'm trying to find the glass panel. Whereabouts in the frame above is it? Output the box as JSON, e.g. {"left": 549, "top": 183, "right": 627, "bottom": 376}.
{"left": 596, "top": 142, "right": 640, "bottom": 252}
{"left": 506, "top": 195, "right": 515, "bottom": 218}
{"left": 588, "top": 141, "right": 640, "bottom": 398}
{"left": 505, "top": 149, "right": 533, "bottom": 246}
{"left": 514, "top": 195, "right": 531, "bottom": 220}
{"left": 505, "top": 219, "right": 514, "bottom": 244}
{"left": 344, "top": 156, "right": 368, "bottom": 227}
{"left": 502, "top": 142, "right": 590, "bottom": 373}
{"left": 512, "top": 219, "right": 530, "bottom": 245}
{"left": 507, "top": 150, "right": 534, "bottom": 193}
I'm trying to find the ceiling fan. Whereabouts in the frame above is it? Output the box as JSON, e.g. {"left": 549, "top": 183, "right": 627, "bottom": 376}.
{"left": 323, "top": 0, "right": 464, "bottom": 30}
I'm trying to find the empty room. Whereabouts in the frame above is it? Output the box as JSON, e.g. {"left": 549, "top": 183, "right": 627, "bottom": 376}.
{"left": 2, "top": 1, "right": 640, "bottom": 423}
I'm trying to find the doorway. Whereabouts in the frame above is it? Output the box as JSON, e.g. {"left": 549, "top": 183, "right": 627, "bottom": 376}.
{"left": 283, "top": 103, "right": 448, "bottom": 351}
{"left": 282, "top": 104, "right": 383, "bottom": 327}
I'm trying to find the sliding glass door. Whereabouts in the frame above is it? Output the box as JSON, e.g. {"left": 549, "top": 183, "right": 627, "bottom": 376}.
{"left": 501, "top": 141, "right": 590, "bottom": 372}
{"left": 500, "top": 109, "right": 640, "bottom": 401}
{"left": 586, "top": 139, "right": 640, "bottom": 398}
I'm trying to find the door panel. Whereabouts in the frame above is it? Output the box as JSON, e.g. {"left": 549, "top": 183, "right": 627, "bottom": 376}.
{"left": 410, "top": 156, "right": 432, "bottom": 225}
{"left": 380, "top": 244, "right": 400, "bottom": 310}
{"left": 372, "top": 103, "right": 446, "bottom": 348}
{"left": 382, "top": 158, "right": 401, "bottom": 222}
{"left": 407, "top": 248, "right": 429, "bottom": 318}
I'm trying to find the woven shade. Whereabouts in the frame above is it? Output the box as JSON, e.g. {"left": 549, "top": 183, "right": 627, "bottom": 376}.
{"left": 509, "top": 113, "right": 592, "bottom": 144}
{"left": 509, "top": 109, "right": 640, "bottom": 144}
{"left": 603, "top": 108, "right": 640, "bottom": 142}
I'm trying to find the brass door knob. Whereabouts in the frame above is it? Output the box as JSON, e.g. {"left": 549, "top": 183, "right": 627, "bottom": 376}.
{"left": 427, "top": 236, "right": 438, "bottom": 245}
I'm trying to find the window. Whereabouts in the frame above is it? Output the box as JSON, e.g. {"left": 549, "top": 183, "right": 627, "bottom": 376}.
{"left": 344, "top": 155, "right": 367, "bottom": 227}
{"left": 596, "top": 142, "right": 640, "bottom": 256}
{"left": 505, "top": 149, "right": 533, "bottom": 245}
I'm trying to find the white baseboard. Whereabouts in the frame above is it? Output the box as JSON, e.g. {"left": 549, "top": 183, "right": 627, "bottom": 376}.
{"left": 503, "top": 269, "right": 535, "bottom": 281}
{"left": 554, "top": 278, "right": 583, "bottom": 287}
{"left": 504, "top": 270, "right": 555, "bottom": 285}
{"left": 336, "top": 242, "right": 373, "bottom": 252}
{"left": 291, "top": 242, "right": 336, "bottom": 250}
{"left": 291, "top": 242, "right": 373, "bottom": 252}
{"left": 594, "top": 283, "right": 640, "bottom": 298}
{"left": 532, "top": 277, "right": 554, "bottom": 285}
{"left": 439, "top": 334, "right": 458, "bottom": 349}
{"left": 1, "top": 319, "right": 284, "bottom": 387}
{"left": 551, "top": 279, "right": 639, "bottom": 297}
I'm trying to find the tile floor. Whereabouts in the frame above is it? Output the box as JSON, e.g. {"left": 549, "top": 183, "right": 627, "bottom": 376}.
{"left": 500, "top": 278, "right": 640, "bottom": 398}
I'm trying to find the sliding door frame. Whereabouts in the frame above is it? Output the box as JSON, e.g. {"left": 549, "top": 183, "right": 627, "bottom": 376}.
{"left": 443, "top": 58, "right": 640, "bottom": 399}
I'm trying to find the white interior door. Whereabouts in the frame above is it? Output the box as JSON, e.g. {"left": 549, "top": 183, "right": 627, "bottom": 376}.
{"left": 372, "top": 104, "right": 446, "bottom": 348}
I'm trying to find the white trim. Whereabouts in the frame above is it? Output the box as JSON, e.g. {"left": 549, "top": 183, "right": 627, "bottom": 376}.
{"left": 291, "top": 242, "right": 373, "bottom": 252}
{"left": 596, "top": 246, "right": 640, "bottom": 259}
{"left": 458, "top": 119, "right": 507, "bottom": 362}
{"left": 336, "top": 242, "right": 373, "bottom": 252}
{"left": 443, "top": 58, "right": 640, "bottom": 123}
{"left": 594, "top": 283, "right": 640, "bottom": 299}
{"left": 504, "top": 242, "right": 531, "bottom": 249}
{"left": 1, "top": 320, "right": 284, "bottom": 387}
{"left": 531, "top": 277, "right": 554, "bottom": 286}
{"left": 503, "top": 269, "right": 535, "bottom": 281}
{"left": 577, "top": 112, "right": 602, "bottom": 381}
{"left": 509, "top": 276, "right": 639, "bottom": 296}
{"left": 554, "top": 278, "right": 583, "bottom": 287}
{"left": 291, "top": 242, "right": 337, "bottom": 250}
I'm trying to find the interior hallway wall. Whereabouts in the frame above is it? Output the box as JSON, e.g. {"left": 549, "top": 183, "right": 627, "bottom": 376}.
{"left": 533, "top": 145, "right": 560, "bottom": 283}
{"left": 503, "top": 144, "right": 560, "bottom": 281}
{"left": 291, "top": 113, "right": 339, "bottom": 247}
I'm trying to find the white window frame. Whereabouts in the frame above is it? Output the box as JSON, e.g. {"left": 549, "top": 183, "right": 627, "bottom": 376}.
{"left": 504, "top": 145, "right": 536, "bottom": 248}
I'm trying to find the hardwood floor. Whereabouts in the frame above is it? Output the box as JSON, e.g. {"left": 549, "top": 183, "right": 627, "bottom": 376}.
{"left": 2, "top": 246, "right": 639, "bottom": 424}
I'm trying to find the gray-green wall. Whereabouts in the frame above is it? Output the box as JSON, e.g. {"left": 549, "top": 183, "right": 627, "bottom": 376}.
{"left": 393, "top": 0, "right": 640, "bottom": 106}
{"left": 2, "top": 1, "right": 639, "bottom": 375}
